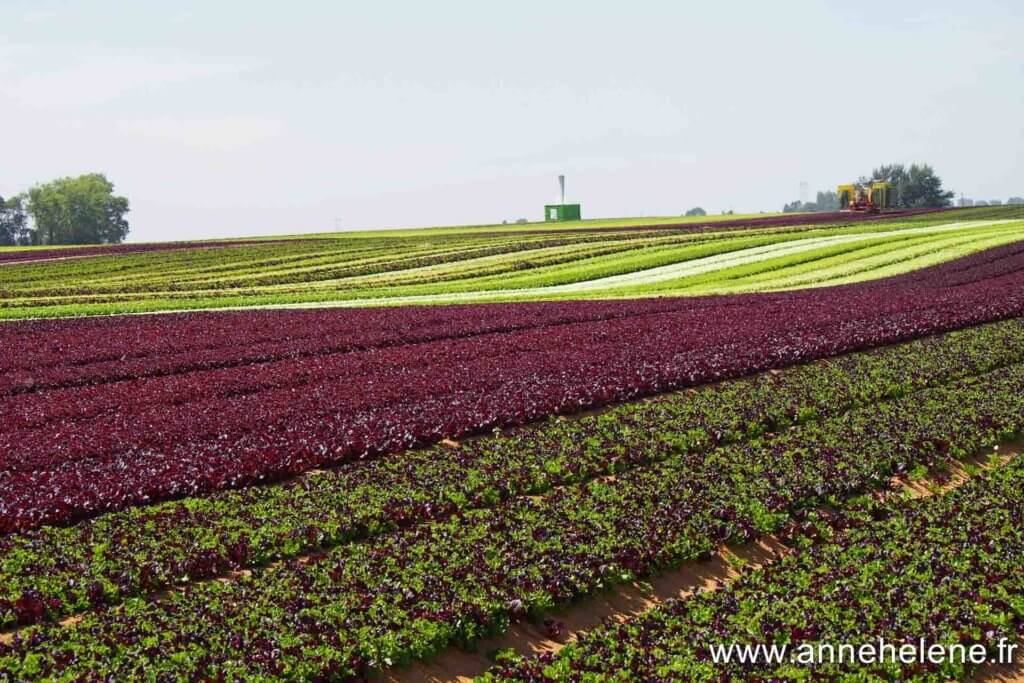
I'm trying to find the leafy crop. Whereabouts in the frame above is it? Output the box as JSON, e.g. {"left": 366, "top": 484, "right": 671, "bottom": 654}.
{"left": 1, "top": 206, "right": 1021, "bottom": 318}
{"left": 2, "top": 347, "right": 1023, "bottom": 677}
{"left": 0, "top": 238, "right": 325, "bottom": 266}
{"left": 3, "top": 242, "right": 1024, "bottom": 535}
{"left": 2, "top": 317, "right": 1022, "bottom": 628}
{"left": 483, "top": 457, "right": 1024, "bottom": 681}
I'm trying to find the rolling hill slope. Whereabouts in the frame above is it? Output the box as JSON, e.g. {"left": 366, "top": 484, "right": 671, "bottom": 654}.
{"left": 1, "top": 206, "right": 1020, "bottom": 319}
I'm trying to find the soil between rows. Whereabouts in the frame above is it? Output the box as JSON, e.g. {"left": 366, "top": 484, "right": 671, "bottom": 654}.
{"left": 383, "top": 446, "right": 1020, "bottom": 683}
{"left": 974, "top": 645, "right": 1024, "bottom": 683}
{"left": 1, "top": 363, "right": 1019, "bottom": 683}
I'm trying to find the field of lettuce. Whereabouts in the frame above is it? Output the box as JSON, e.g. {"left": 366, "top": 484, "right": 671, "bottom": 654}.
{"left": 1, "top": 207, "right": 1024, "bottom": 681}
{"left": 1, "top": 205, "right": 1022, "bottom": 319}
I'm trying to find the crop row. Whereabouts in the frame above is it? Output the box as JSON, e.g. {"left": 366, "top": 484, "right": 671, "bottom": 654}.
{"left": 2, "top": 232, "right": 642, "bottom": 297}
{"left": 641, "top": 223, "right": 1023, "bottom": 298}
{"left": 1, "top": 238, "right": 360, "bottom": 288}
{"left": 482, "top": 456, "right": 1024, "bottom": 682}
{"left": 0, "top": 207, "right": 945, "bottom": 268}
{"left": 9, "top": 219, "right": 1010, "bottom": 308}
{"left": 3, "top": 317, "right": 1022, "bottom": 628}
{"left": 1, "top": 297, "right": 699, "bottom": 387}
{"left": 20, "top": 232, "right": 988, "bottom": 445}
{"left": 0, "top": 222, "right": 885, "bottom": 304}
{"left": 4, "top": 230, "right": 641, "bottom": 308}
{"left": 4, "top": 208, "right": 1021, "bottom": 320}
{"left": 335, "top": 225, "right": 1000, "bottom": 300}
{"left": 513, "top": 207, "right": 948, "bottom": 236}
{"left": 2, "top": 351, "right": 1022, "bottom": 678}
{"left": 0, "top": 238, "right": 328, "bottom": 266}
{"left": 8, "top": 221, "right": 838, "bottom": 302}
{"left": 4, "top": 229, "right": 1019, "bottom": 319}
{"left": 694, "top": 228, "right": 1013, "bottom": 296}
{"left": 3, "top": 243, "right": 1024, "bottom": 533}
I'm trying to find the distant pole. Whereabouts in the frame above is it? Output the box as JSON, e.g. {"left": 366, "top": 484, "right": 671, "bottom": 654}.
{"left": 558, "top": 175, "right": 565, "bottom": 205}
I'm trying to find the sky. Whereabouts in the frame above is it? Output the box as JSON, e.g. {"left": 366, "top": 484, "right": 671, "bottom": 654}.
{"left": 1, "top": 0, "right": 1022, "bottom": 242}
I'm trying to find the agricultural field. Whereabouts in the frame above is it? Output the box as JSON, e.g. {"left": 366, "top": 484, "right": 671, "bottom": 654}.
{"left": 2, "top": 206, "right": 1024, "bottom": 681}
{"left": 2, "top": 205, "right": 1022, "bottom": 319}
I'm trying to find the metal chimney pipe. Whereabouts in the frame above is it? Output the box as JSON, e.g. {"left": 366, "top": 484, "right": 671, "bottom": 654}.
{"left": 558, "top": 175, "right": 565, "bottom": 205}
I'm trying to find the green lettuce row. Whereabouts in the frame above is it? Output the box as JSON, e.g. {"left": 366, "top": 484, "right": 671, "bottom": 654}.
{"left": 483, "top": 456, "right": 1024, "bottom": 682}
{"left": 1, "top": 345, "right": 1023, "bottom": 678}
{"left": 3, "top": 317, "right": 1024, "bottom": 630}
{"left": 5, "top": 207, "right": 1022, "bottom": 319}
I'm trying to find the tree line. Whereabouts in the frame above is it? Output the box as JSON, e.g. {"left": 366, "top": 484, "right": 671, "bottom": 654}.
{"left": 783, "top": 163, "right": 954, "bottom": 213}
{"left": 1, "top": 174, "right": 130, "bottom": 246}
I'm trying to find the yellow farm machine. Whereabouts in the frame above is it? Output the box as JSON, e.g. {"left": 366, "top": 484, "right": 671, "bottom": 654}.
{"left": 837, "top": 181, "right": 893, "bottom": 213}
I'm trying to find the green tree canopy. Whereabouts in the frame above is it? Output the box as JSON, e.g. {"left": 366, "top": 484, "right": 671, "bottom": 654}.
{"left": 0, "top": 195, "right": 30, "bottom": 246}
{"left": 685, "top": 206, "right": 707, "bottom": 217}
{"left": 782, "top": 190, "right": 839, "bottom": 213}
{"left": 814, "top": 190, "right": 839, "bottom": 211}
{"left": 26, "top": 174, "right": 130, "bottom": 245}
{"left": 861, "top": 163, "right": 953, "bottom": 209}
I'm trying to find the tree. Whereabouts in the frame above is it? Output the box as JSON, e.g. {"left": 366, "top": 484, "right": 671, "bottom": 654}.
{"left": 782, "top": 190, "right": 838, "bottom": 213}
{"left": 861, "top": 163, "right": 953, "bottom": 209}
{"left": 0, "top": 195, "right": 30, "bottom": 246}
{"left": 685, "top": 207, "right": 707, "bottom": 217}
{"left": 813, "top": 190, "right": 839, "bottom": 211}
{"left": 1008, "top": 197, "right": 1024, "bottom": 205}
{"left": 25, "top": 174, "right": 130, "bottom": 245}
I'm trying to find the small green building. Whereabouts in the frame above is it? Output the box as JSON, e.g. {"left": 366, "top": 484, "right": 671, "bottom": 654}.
{"left": 544, "top": 203, "right": 581, "bottom": 222}
{"left": 544, "top": 175, "right": 581, "bottom": 222}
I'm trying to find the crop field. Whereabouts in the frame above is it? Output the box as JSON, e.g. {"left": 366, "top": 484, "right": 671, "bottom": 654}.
{"left": 2, "top": 207, "right": 1024, "bottom": 681}
{"left": 2, "top": 205, "right": 1022, "bottom": 319}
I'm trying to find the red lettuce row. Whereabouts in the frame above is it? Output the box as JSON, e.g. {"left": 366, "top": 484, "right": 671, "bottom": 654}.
{"left": 0, "top": 238, "right": 333, "bottom": 266}
{"left": 2, "top": 317, "right": 1021, "bottom": 628}
{"left": 0, "top": 297, "right": 711, "bottom": 391}
{"left": 4, "top": 238, "right": 1021, "bottom": 383}
{"left": 483, "top": 457, "right": 1024, "bottom": 682}
{"left": 2, "top": 243, "right": 1024, "bottom": 534}
{"left": 1, "top": 356, "right": 1022, "bottom": 678}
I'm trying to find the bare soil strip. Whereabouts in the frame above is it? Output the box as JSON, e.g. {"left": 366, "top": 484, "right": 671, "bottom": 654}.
{"left": 383, "top": 447, "right": 1017, "bottom": 683}
{"left": 973, "top": 639, "right": 1024, "bottom": 682}
{"left": 0, "top": 425, "right": 1015, "bottom": 680}
{"left": 384, "top": 538, "right": 786, "bottom": 683}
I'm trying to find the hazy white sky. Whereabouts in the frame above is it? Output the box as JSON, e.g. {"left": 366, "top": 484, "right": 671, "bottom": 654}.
{"left": 1, "top": 0, "right": 1021, "bottom": 241}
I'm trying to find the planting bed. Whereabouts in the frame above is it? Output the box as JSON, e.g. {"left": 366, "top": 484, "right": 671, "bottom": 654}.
{"left": 482, "top": 455, "right": 1024, "bottom": 682}
{"left": 1, "top": 206, "right": 1020, "bottom": 318}
{"left": 3, "top": 242, "right": 1024, "bottom": 535}
{"left": 2, "top": 340, "right": 1024, "bottom": 676}
{"left": 0, "top": 238, "right": 323, "bottom": 265}
{"left": 1, "top": 209, "right": 1023, "bottom": 680}
{"left": 2, "top": 317, "right": 1022, "bottom": 629}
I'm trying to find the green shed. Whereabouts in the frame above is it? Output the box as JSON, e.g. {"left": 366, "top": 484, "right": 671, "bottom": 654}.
{"left": 544, "top": 203, "right": 581, "bottom": 222}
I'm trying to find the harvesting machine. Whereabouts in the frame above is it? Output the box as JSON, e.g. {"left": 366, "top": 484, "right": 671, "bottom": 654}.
{"left": 837, "top": 181, "right": 893, "bottom": 213}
